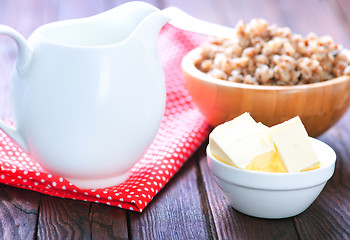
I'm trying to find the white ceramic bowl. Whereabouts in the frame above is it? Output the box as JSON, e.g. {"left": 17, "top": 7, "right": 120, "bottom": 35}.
{"left": 207, "top": 137, "right": 336, "bottom": 219}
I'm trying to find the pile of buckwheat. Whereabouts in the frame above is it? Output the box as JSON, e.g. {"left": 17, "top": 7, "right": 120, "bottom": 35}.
{"left": 196, "top": 18, "right": 350, "bottom": 85}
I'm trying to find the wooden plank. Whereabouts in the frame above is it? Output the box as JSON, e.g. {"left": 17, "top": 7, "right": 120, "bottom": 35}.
{"left": 0, "top": 185, "right": 40, "bottom": 240}
{"left": 37, "top": 196, "right": 128, "bottom": 239}
{"left": 128, "top": 154, "right": 216, "bottom": 239}
{"left": 37, "top": 196, "right": 92, "bottom": 239}
{"left": 90, "top": 204, "right": 128, "bottom": 240}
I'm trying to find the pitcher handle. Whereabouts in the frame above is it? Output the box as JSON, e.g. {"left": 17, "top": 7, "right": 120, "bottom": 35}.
{"left": 0, "top": 25, "right": 33, "bottom": 152}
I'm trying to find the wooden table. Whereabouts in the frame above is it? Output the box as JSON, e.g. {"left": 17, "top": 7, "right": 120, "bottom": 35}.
{"left": 0, "top": 0, "right": 349, "bottom": 239}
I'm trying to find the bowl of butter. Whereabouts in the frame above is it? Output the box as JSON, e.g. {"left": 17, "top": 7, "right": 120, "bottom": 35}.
{"left": 207, "top": 112, "right": 336, "bottom": 219}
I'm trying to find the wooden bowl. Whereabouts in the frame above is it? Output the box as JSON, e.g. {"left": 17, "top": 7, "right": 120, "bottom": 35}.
{"left": 182, "top": 47, "right": 350, "bottom": 137}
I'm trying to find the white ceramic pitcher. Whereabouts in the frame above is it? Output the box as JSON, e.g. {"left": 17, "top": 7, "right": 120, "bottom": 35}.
{"left": 0, "top": 1, "right": 170, "bottom": 189}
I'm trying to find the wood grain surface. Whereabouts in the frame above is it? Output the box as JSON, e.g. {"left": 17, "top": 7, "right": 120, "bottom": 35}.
{"left": 0, "top": 0, "right": 349, "bottom": 239}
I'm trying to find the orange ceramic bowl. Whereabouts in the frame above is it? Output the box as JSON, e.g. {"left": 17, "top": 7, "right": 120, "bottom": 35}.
{"left": 182, "top": 47, "right": 350, "bottom": 137}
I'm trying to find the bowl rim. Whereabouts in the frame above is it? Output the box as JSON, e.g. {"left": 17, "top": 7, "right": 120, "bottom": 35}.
{"left": 182, "top": 47, "right": 350, "bottom": 91}
{"left": 206, "top": 137, "right": 336, "bottom": 190}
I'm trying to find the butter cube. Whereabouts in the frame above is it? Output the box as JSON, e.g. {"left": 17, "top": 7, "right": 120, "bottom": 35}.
{"left": 209, "top": 113, "right": 276, "bottom": 169}
{"left": 269, "top": 116, "right": 319, "bottom": 172}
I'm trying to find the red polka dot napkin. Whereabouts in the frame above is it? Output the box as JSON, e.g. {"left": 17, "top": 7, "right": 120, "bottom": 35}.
{"left": 0, "top": 24, "right": 211, "bottom": 212}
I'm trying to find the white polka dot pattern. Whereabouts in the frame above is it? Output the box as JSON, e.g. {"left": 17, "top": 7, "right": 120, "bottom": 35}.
{"left": 0, "top": 25, "right": 210, "bottom": 212}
